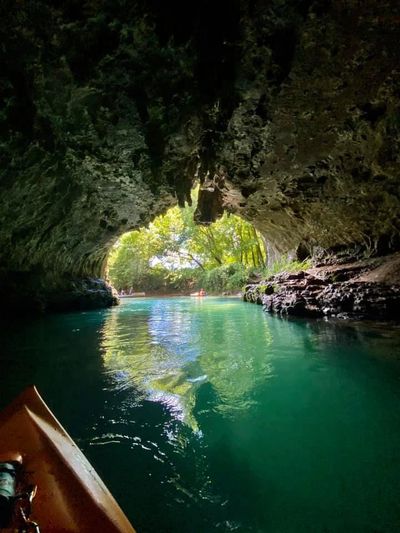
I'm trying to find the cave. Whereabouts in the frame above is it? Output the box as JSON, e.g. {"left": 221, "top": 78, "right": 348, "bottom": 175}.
{"left": 1, "top": 0, "right": 400, "bottom": 314}
{"left": 2, "top": 3, "right": 400, "bottom": 530}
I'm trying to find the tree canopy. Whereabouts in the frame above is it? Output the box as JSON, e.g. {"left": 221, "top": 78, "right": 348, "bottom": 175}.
{"left": 107, "top": 188, "right": 266, "bottom": 292}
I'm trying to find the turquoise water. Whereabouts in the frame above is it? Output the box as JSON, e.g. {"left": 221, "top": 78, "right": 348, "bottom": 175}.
{"left": 1, "top": 297, "right": 400, "bottom": 532}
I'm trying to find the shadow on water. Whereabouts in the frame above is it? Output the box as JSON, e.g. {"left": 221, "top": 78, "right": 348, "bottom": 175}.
{"left": 1, "top": 299, "right": 400, "bottom": 532}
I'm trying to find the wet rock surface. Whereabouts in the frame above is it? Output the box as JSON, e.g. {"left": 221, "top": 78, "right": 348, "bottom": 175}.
{"left": 0, "top": 273, "right": 118, "bottom": 315}
{"left": 244, "top": 255, "right": 400, "bottom": 320}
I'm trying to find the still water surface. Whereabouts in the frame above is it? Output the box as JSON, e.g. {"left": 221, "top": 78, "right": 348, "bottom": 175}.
{"left": 1, "top": 297, "right": 400, "bottom": 532}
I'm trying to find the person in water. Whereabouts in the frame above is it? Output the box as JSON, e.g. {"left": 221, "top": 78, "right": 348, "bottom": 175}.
{"left": 199, "top": 288, "right": 206, "bottom": 296}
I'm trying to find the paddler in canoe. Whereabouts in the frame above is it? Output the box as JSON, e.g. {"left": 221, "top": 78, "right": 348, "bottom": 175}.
{"left": 0, "top": 387, "right": 135, "bottom": 532}
{"left": 190, "top": 288, "right": 206, "bottom": 297}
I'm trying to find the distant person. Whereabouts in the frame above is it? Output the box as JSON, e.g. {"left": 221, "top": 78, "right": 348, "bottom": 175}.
{"left": 199, "top": 288, "right": 206, "bottom": 296}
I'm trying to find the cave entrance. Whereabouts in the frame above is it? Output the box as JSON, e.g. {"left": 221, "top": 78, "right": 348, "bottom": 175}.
{"left": 106, "top": 188, "right": 266, "bottom": 295}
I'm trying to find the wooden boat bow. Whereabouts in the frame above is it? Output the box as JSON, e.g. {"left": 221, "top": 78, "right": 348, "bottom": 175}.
{"left": 0, "top": 386, "right": 136, "bottom": 532}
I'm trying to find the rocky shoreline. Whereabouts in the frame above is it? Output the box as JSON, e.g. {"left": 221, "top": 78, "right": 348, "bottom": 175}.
{"left": 244, "top": 254, "right": 400, "bottom": 320}
{"left": 0, "top": 273, "right": 118, "bottom": 316}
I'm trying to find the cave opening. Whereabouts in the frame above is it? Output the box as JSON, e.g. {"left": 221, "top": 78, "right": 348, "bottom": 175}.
{"left": 106, "top": 189, "right": 267, "bottom": 296}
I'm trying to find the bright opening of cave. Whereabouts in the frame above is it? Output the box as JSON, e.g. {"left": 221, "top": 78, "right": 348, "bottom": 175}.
{"left": 106, "top": 187, "right": 267, "bottom": 295}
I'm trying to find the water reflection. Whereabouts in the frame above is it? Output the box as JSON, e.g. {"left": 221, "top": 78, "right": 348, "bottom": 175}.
{"left": 3, "top": 300, "right": 400, "bottom": 532}
{"left": 100, "top": 298, "right": 274, "bottom": 430}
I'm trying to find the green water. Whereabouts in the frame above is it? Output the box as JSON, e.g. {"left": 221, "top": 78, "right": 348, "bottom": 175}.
{"left": 1, "top": 297, "right": 400, "bottom": 532}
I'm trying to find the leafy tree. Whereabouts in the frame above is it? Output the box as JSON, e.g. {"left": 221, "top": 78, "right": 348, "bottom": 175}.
{"left": 107, "top": 187, "right": 267, "bottom": 292}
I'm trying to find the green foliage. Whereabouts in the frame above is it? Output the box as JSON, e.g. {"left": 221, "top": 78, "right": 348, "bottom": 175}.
{"left": 197, "top": 264, "right": 248, "bottom": 292}
{"left": 107, "top": 187, "right": 268, "bottom": 293}
{"left": 261, "top": 256, "right": 312, "bottom": 279}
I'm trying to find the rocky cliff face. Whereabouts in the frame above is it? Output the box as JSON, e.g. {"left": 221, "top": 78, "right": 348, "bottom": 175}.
{"left": 1, "top": 0, "right": 400, "bottom": 312}
{"left": 244, "top": 254, "right": 400, "bottom": 320}
{"left": 195, "top": 1, "right": 400, "bottom": 261}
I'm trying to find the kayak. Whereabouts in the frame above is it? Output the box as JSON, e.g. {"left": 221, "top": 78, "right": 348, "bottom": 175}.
{"left": 0, "top": 386, "right": 136, "bottom": 532}
{"left": 118, "top": 293, "right": 145, "bottom": 298}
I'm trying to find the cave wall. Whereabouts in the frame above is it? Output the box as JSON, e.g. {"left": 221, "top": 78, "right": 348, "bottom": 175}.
{"left": 1, "top": 0, "right": 400, "bottom": 310}
{"left": 194, "top": 0, "right": 400, "bottom": 260}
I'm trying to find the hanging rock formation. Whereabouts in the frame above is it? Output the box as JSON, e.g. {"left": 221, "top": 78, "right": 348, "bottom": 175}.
{"left": 1, "top": 0, "right": 400, "bottom": 312}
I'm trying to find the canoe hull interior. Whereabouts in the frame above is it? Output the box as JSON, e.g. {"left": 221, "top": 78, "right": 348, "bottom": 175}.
{"left": 0, "top": 387, "right": 136, "bottom": 532}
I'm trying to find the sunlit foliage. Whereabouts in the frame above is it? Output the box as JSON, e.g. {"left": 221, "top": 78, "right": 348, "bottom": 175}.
{"left": 107, "top": 188, "right": 266, "bottom": 292}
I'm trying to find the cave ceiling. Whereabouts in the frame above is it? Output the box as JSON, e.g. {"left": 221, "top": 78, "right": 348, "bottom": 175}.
{"left": 1, "top": 0, "right": 400, "bottom": 283}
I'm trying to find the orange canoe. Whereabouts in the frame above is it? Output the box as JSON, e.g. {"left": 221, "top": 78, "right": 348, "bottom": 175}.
{"left": 0, "top": 386, "right": 136, "bottom": 532}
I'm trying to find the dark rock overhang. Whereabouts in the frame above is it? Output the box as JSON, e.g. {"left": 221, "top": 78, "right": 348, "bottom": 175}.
{"left": 1, "top": 0, "right": 400, "bottom": 311}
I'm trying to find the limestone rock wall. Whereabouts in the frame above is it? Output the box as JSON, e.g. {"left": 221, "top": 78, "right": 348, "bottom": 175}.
{"left": 1, "top": 0, "right": 400, "bottom": 311}
{"left": 243, "top": 254, "right": 400, "bottom": 320}
{"left": 195, "top": 0, "right": 400, "bottom": 259}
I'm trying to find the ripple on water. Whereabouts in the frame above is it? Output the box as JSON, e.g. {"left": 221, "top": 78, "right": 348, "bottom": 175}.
{"left": 4, "top": 297, "right": 400, "bottom": 532}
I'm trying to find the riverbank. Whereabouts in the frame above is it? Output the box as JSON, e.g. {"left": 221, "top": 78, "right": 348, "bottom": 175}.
{"left": 118, "top": 291, "right": 243, "bottom": 299}
{"left": 244, "top": 253, "right": 400, "bottom": 320}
